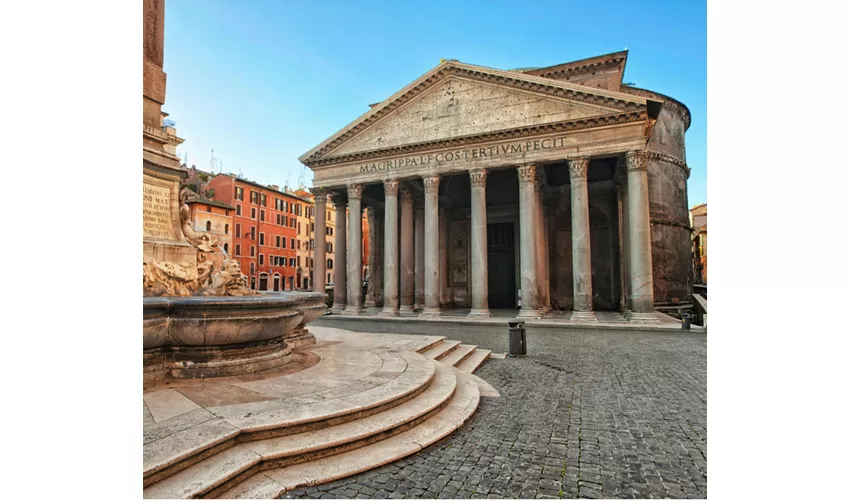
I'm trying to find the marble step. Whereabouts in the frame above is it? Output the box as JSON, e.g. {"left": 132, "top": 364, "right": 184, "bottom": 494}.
{"left": 144, "top": 361, "right": 458, "bottom": 499}
{"left": 456, "top": 348, "right": 491, "bottom": 374}
{"left": 144, "top": 351, "right": 435, "bottom": 486}
{"left": 438, "top": 344, "right": 476, "bottom": 368}
{"left": 219, "top": 368, "right": 482, "bottom": 499}
{"left": 422, "top": 340, "right": 462, "bottom": 360}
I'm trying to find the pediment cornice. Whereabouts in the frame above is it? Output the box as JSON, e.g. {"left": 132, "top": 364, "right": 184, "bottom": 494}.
{"left": 300, "top": 61, "right": 648, "bottom": 166}
{"left": 308, "top": 110, "right": 648, "bottom": 168}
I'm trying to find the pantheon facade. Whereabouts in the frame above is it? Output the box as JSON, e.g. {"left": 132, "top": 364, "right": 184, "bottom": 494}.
{"left": 301, "top": 51, "right": 692, "bottom": 322}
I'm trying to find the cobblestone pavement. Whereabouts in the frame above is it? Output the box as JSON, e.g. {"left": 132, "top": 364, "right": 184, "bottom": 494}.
{"left": 284, "top": 327, "right": 707, "bottom": 499}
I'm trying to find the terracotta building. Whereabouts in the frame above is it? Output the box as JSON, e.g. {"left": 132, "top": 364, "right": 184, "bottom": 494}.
{"left": 286, "top": 188, "right": 316, "bottom": 290}
{"left": 689, "top": 203, "right": 707, "bottom": 284}
{"left": 302, "top": 51, "right": 693, "bottom": 322}
{"left": 206, "top": 174, "right": 304, "bottom": 291}
{"left": 185, "top": 196, "right": 234, "bottom": 270}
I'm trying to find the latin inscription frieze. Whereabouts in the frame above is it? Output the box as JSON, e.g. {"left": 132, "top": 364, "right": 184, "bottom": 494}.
{"left": 357, "top": 136, "right": 569, "bottom": 173}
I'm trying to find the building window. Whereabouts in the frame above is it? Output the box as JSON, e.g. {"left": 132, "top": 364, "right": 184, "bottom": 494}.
{"left": 290, "top": 218, "right": 296, "bottom": 228}
{"left": 328, "top": 258, "right": 333, "bottom": 269}
{"left": 206, "top": 220, "right": 212, "bottom": 231}
{"left": 251, "top": 207, "right": 257, "bottom": 219}
{"left": 290, "top": 238, "right": 295, "bottom": 249}
{"left": 297, "top": 222, "right": 301, "bottom": 234}
{"left": 289, "top": 258, "right": 295, "bottom": 267}
{"left": 327, "top": 242, "right": 332, "bottom": 253}
{"left": 226, "top": 210, "right": 230, "bottom": 216}
{"left": 206, "top": 206, "right": 212, "bottom": 213}
{"left": 251, "top": 246, "right": 255, "bottom": 257}
{"left": 259, "top": 233, "right": 265, "bottom": 245}
{"left": 224, "top": 243, "right": 229, "bottom": 254}
{"left": 260, "top": 194, "right": 267, "bottom": 207}
{"left": 251, "top": 191, "right": 258, "bottom": 204}
{"left": 250, "top": 264, "right": 255, "bottom": 276}
{"left": 297, "top": 240, "right": 301, "bottom": 250}
{"left": 276, "top": 235, "right": 281, "bottom": 248}
{"left": 311, "top": 222, "right": 315, "bottom": 233}
{"left": 297, "top": 256, "right": 301, "bottom": 267}
{"left": 250, "top": 227, "right": 256, "bottom": 240}
{"left": 260, "top": 209, "right": 265, "bottom": 222}
{"left": 225, "top": 224, "right": 229, "bottom": 234}
{"left": 259, "top": 254, "right": 264, "bottom": 266}
{"left": 236, "top": 204, "right": 242, "bottom": 216}
{"left": 283, "top": 216, "right": 288, "bottom": 226}
{"left": 235, "top": 244, "right": 240, "bottom": 256}
{"left": 235, "top": 224, "right": 241, "bottom": 237}
{"left": 310, "top": 239, "right": 314, "bottom": 250}
{"left": 235, "top": 187, "right": 244, "bottom": 201}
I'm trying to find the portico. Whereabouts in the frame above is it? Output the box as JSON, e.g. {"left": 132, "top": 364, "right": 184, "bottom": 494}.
{"left": 302, "top": 52, "right": 693, "bottom": 324}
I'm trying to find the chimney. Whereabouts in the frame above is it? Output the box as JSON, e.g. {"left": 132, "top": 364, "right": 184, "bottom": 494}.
{"left": 268, "top": 184, "right": 279, "bottom": 191}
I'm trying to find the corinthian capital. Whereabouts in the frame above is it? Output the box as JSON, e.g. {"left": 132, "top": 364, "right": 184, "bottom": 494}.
{"left": 384, "top": 179, "right": 399, "bottom": 196}
{"left": 311, "top": 186, "right": 330, "bottom": 203}
{"left": 423, "top": 175, "right": 440, "bottom": 194}
{"left": 625, "top": 151, "right": 647, "bottom": 172}
{"left": 469, "top": 169, "right": 487, "bottom": 188}
{"left": 568, "top": 158, "right": 589, "bottom": 179}
{"left": 347, "top": 183, "right": 363, "bottom": 200}
{"left": 517, "top": 164, "right": 537, "bottom": 183}
{"left": 400, "top": 186, "right": 414, "bottom": 202}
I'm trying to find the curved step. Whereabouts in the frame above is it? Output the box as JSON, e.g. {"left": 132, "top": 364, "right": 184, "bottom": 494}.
{"left": 456, "top": 348, "right": 491, "bottom": 373}
{"left": 438, "top": 344, "right": 476, "bottom": 367}
{"left": 144, "top": 361, "right": 458, "bottom": 499}
{"left": 422, "top": 340, "right": 462, "bottom": 360}
{"left": 144, "top": 351, "right": 435, "bottom": 487}
{"left": 219, "top": 368, "right": 481, "bottom": 499}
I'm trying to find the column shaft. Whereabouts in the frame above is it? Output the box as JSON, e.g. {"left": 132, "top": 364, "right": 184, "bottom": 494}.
{"left": 569, "top": 158, "right": 597, "bottom": 322}
{"left": 364, "top": 207, "right": 377, "bottom": 308}
{"left": 626, "top": 151, "right": 658, "bottom": 322}
{"left": 331, "top": 193, "right": 347, "bottom": 313}
{"left": 414, "top": 199, "right": 425, "bottom": 310}
{"left": 311, "top": 188, "right": 328, "bottom": 294}
{"left": 380, "top": 181, "right": 400, "bottom": 316}
{"left": 535, "top": 170, "right": 550, "bottom": 313}
{"left": 399, "top": 187, "right": 415, "bottom": 314}
{"left": 517, "top": 164, "right": 540, "bottom": 318}
{"left": 438, "top": 206, "right": 449, "bottom": 307}
{"left": 344, "top": 184, "right": 364, "bottom": 314}
{"left": 468, "top": 169, "right": 490, "bottom": 317}
{"left": 421, "top": 176, "right": 441, "bottom": 316}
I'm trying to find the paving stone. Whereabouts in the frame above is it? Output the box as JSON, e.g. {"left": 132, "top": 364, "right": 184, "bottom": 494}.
{"left": 284, "top": 326, "right": 706, "bottom": 499}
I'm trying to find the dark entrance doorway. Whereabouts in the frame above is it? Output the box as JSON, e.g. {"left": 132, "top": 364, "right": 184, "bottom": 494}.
{"left": 273, "top": 275, "right": 280, "bottom": 291}
{"left": 487, "top": 222, "right": 516, "bottom": 309}
{"left": 259, "top": 275, "right": 268, "bottom": 291}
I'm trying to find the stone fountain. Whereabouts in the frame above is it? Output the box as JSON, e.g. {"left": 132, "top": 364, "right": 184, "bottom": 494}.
{"left": 142, "top": 0, "right": 325, "bottom": 387}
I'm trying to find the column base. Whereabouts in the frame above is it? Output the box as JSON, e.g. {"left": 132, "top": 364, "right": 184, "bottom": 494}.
{"left": 330, "top": 304, "right": 346, "bottom": 314}
{"left": 378, "top": 307, "right": 399, "bottom": 317}
{"left": 419, "top": 307, "right": 441, "bottom": 318}
{"left": 398, "top": 305, "right": 416, "bottom": 316}
{"left": 467, "top": 309, "right": 491, "bottom": 318}
{"left": 342, "top": 305, "right": 364, "bottom": 316}
{"left": 364, "top": 299, "right": 376, "bottom": 308}
{"left": 517, "top": 308, "right": 542, "bottom": 319}
{"left": 570, "top": 311, "right": 598, "bottom": 322}
{"left": 414, "top": 302, "right": 424, "bottom": 311}
{"left": 626, "top": 311, "right": 659, "bottom": 324}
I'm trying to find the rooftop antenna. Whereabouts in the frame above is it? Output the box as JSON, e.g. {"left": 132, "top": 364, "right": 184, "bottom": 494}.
{"left": 285, "top": 173, "right": 292, "bottom": 191}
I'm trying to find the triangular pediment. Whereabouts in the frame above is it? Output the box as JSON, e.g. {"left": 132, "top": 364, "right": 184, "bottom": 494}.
{"left": 300, "top": 60, "right": 648, "bottom": 164}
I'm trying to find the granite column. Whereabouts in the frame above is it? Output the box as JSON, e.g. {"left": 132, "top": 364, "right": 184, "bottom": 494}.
{"left": 331, "top": 192, "right": 347, "bottom": 313}
{"left": 569, "top": 158, "right": 597, "bottom": 322}
{"left": 380, "top": 180, "right": 400, "bottom": 316}
{"left": 468, "top": 169, "right": 491, "bottom": 318}
{"left": 517, "top": 164, "right": 541, "bottom": 318}
{"left": 399, "top": 186, "right": 415, "bottom": 315}
{"left": 343, "top": 184, "right": 363, "bottom": 315}
{"left": 626, "top": 150, "right": 658, "bottom": 322}
{"left": 311, "top": 187, "right": 328, "bottom": 294}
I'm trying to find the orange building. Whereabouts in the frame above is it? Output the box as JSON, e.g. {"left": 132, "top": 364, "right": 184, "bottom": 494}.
{"left": 186, "top": 197, "right": 234, "bottom": 271}
{"left": 207, "top": 174, "right": 303, "bottom": 291}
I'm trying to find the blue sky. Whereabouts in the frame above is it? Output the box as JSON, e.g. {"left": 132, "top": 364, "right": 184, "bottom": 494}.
{"left": 163, "top": 0, "right": 706, "bottom": 205}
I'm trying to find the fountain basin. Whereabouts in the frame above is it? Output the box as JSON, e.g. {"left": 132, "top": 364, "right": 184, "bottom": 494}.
{"left": 282, "top": 291, "right": 328, "bottom": 347}
{"left": 143, "top": 293, "right": 327, "bottom": 385}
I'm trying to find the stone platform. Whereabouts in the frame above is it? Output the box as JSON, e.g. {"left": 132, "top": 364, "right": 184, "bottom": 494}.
{"left": 143, "top": 327, "right": 497, "bottom": 498}
{"left": 327, "top": 308, "right": 704, "bottom": 332}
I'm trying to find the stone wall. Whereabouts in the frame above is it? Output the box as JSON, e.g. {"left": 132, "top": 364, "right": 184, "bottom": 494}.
{"left": 646, "top": 104, "right": 692, "bottom": 304}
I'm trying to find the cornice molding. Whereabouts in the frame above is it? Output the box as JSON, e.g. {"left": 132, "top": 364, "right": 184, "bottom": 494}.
{"left": 620, "top": 85, "right": 692, "bottom": 131}
{"left": 525, "top": 56, "right": 626, "bottom": 81}
{"left": 646, "top": 151, "right": 690, "bottom": 178}
{"left": 307, "top": 111, "right": 647, "bottom": 168}
{"left": 650, "top": 216, "right": 691, "bottom": 230}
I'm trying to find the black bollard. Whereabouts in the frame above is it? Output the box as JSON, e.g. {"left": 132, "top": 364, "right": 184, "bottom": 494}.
{"left": 682, "top": 312, "right": 692, "bottom": 330}
{"left": 508, "top": 321, "right": 527, "bottom": 356}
